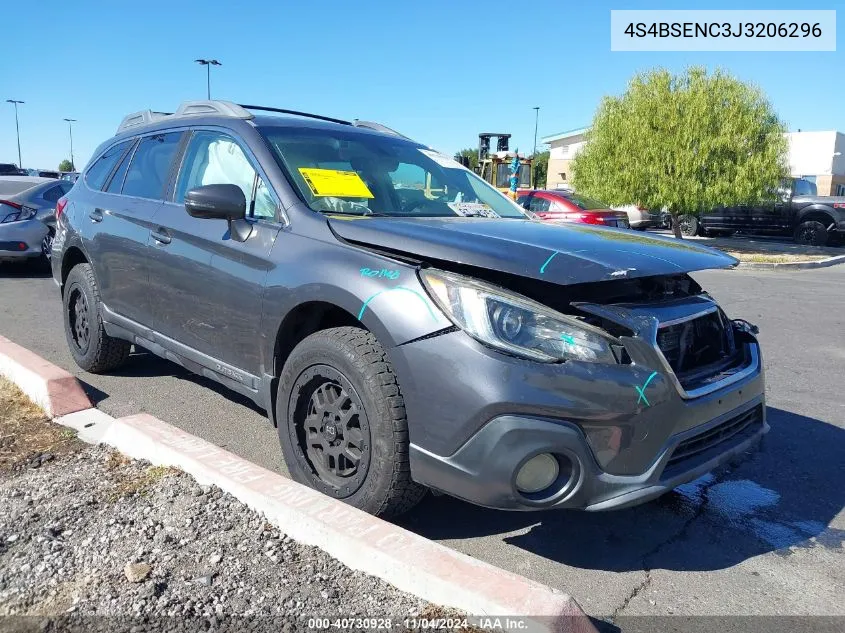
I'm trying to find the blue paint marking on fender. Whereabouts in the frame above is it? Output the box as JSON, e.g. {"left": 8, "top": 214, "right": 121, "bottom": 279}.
{"left": 360, "top": 267, "right": 400, "bottom": 280}
{"left": 560, "top": 333, "right": 576, "bottom": 345}
{"left": 635, "top": 371, "right": 659, "bottom": 407}
{"left": 540, "top": 251, "right": 560, "bottom": 274}
{"left": 358, "top": 286, "right": 438, "bottom": 321}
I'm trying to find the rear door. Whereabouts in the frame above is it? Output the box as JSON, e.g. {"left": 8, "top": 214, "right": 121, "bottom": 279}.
{"left": 88, "top": 132, "right": 184, "bottom": 327}
{"left": 705, "top": 204, "right": 750, "bottom": 232}
{"left": 147, "top": 129, "right": 282, "bottom": 377}
{"left": 78, "top": 138, "right": 153, "bottom": 326}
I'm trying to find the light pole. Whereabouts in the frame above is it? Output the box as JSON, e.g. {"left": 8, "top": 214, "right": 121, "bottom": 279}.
{"left": 194, "top": 59, "right": 222, "bottom": 99}
{"left": 63, "top": 118, "right": 76, "bottom": 170}
{"left": 6, "top": 99, "right": 24, "bottom": 169}
{"left": 532, "top": 106, "right": 540, "bottom": 187}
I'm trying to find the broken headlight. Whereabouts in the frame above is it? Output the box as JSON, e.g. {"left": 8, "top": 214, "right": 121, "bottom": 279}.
{"left": 420, "top": 269, "right": 620, "bottom": 363}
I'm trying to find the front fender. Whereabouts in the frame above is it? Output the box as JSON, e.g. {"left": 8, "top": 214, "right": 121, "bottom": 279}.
{"left": 259, "top": 233, "right": 451, "bottom": 372}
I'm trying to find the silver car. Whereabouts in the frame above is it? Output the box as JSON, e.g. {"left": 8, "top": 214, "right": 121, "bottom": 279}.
{"left": 612, "top": 204, "right": 662, "bottom": 230}
{"left": 0, "top": 177, "right": 73, "bottom": 264}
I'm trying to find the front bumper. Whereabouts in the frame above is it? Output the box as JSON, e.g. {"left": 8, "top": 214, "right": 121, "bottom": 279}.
{"left": 0, "top": 219, "right": 48, "bottom": 261}
{"left": 393, "top": 314, "right": 766, "bottom": 511}
{"left": 410, "top": 397, "right": 766, "bottom": 511}
{"left": 626, "top": 212, "right": 659, "bottom": 229}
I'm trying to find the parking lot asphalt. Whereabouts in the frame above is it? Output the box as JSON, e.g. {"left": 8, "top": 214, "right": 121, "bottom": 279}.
{"left": 1, "top": 262, "right": 843, "bottom": 626}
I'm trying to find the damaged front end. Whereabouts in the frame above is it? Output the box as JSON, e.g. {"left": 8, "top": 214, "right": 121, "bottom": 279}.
{"left": 393, "top": 265, "right": 766, "bottom": 511}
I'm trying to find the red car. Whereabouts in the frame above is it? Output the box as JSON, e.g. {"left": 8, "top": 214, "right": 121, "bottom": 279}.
{"left": 516, "top": 190, "right": 630, "bottom": 228}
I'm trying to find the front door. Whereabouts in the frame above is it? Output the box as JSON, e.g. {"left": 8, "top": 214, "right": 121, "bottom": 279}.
{"left": 147, "top": 130, "right": 282, "bottom": 378}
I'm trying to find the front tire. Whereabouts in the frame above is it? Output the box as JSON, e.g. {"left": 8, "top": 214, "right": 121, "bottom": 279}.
{"left": 63, "top": 263, "right": 131, "bottom": 373}
{"left": 794, "top": 220, "right": 828, "bottom": 246}
{"left": 277, "top": 327, "right": 426, "bottom": 517}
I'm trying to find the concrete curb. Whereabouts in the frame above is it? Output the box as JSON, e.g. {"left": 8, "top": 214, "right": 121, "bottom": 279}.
{"left": 735, "top": 254, "right": 845, "bottom": 270}
{"left": 0, "top": 335, "right": 92, "bottom": 416}
{"left": 0, "top": 337, "right": 597, "bottom": 633}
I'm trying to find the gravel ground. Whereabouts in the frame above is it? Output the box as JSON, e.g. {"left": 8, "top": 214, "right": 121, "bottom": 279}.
{"left": 0, "top": 403, "right": 436, "bottom": 631}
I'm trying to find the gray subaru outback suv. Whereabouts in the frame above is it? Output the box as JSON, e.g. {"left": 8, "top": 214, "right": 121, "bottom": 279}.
{"left": 52, "top": 101, "right": 766, "bottom": 517}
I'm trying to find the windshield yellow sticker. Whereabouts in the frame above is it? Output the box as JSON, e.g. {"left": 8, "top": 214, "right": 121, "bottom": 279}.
{"left": 298, "top": 168, "right": 374, "bottom": 199}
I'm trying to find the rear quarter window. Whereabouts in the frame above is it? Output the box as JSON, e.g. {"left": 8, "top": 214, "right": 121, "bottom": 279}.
{"left": 42, "top": 185, "right": 65, "bottom": 202}
{"left": 85, "top": 140, "right": 134, "bottom": 190}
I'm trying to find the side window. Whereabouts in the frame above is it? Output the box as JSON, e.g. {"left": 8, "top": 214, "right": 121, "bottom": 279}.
{"left": 388, "top": 163, "right": 426, "bottom": 209}
{"left": 529, "top": 196, "right": 550, "bottom": 213}
{"left": 122, "top": 132, "right": 183, "bottom": 200}
{"left": 84, "top": 140, "right": 132, "bottom": 190}
{"left": 105, "top": 141, "right": 136, "bottom": 194}
{"left": 793, "top": 178, "right": 817, "bottom": 197}
{"left": 42, "top": 185, "right": 64, "bottom": 203}
{"left": 252, "top": 178, "right": 277, "bottom": 219}
{"left": 388, "top": 163, "right": 426, "bottom": 190}
{"left": 175, "top": 131, "right": 277, "bottom": 219}
{"left": 516, "top": 195, "right": 529, "bottom": 208}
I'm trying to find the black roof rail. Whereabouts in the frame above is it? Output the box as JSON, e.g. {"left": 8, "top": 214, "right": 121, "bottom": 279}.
{"left": 352, "top": 120, "right": 411, "bottom": 140}
{"left": 238, "top": 104, "right": 351, "bottom": 126}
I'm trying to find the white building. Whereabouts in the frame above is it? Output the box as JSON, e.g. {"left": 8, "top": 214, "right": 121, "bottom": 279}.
{"left": 542, "top": 128, "right": 845, "bottom": 196}
{"left": 542, "top": 128, "right": 588, "bottom": 191}
{"left": 785, "top": 131, "right": 845, "bottom": 196}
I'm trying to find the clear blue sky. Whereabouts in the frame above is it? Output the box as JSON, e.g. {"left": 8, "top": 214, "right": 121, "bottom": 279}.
{"left": 2, "top": 0, "right": 842, "bottom": 171}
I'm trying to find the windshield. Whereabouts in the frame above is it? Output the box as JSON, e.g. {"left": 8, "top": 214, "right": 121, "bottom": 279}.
{"left": 495, "top": 163, "right": 531, "bottom": 188}
{"left": 259, "top": 126, "right": 526, "bottom": 219}
{"left": 560, "top": 193, "right": 608, "bottom": 211}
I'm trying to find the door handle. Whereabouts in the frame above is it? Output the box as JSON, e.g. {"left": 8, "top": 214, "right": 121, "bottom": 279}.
{"left": 89, "top": 209, "right": 103, "bottom": 222}
{"left": 151, "top": 228, "right": 171, "bottom": 245}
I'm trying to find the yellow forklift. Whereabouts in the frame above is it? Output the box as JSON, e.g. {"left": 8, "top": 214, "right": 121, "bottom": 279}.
{"left": 475, "top": 133, "right": 532, "bottom": 193}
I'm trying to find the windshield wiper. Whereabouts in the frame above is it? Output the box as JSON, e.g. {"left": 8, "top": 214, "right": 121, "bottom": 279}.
{"left": 320, "top": 209, "right": 392, "bottom": 217}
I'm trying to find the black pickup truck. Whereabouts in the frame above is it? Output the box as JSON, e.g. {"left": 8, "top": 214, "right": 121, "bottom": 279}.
{"left": 681, "top": 178, "right": 845, "bottom": 246}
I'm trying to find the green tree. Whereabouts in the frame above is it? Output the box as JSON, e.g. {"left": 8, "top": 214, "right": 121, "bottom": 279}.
{"left": 572, "top": 67, "right": 788, "bottom": 238}
{"left": 531, "top": 150, "right": 549, "bottom": 189}
{"left": 58, "top": 159, "right": 74, "bottom": 172}
{"left": 454, "top": 147, "right": 479, "bottom": 172}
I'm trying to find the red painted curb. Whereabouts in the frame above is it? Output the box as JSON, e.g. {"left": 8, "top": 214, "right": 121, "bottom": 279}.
{"left": 0, "top": 335, "right": 92, "bottom": 417}
{"left": 1, "top": 335, "right": 596, "bottom": 631}
{"left": 103, "top": 412, "right": 597, "bottom": 631}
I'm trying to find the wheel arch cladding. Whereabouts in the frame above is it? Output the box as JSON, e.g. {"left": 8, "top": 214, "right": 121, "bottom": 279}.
{"left": 61, "top": 246, "right": 89, "bottom": 290}
{"left": 272, "top": 301, "right": 363, "bottom": 377}
{"left": 798, "top": 209, "right": 835, "bottom": 228}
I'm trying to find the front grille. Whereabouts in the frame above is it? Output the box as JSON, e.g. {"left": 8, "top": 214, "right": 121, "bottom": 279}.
{"left": 665, "top": 405, "right": 763, "bottom": 471}
{"left": 656, "top": 310, "right": 739, "bottom": 388}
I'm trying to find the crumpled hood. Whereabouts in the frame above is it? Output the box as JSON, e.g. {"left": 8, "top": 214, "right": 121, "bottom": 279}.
{"left": 329, "top": 216, "right": 737, "bottom": 284}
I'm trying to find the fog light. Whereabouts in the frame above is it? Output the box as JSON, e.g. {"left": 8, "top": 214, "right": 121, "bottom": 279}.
{"left": 515, "top": 453, "right": 559, "bottom": 494}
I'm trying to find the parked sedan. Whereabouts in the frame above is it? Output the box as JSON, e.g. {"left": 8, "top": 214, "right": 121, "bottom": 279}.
{"left": 0, "top": 177, "right": 73, "bottom": 264}
{"left": 612, "top": 204, "right": 661, "bottom": 230}
{"left": 517, "top": 190, "right": 630, "bottom": 228}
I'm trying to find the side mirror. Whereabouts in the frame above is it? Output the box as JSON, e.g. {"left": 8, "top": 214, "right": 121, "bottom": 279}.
{"left": 185, "top": 184, "right": 246, "bottom": 221}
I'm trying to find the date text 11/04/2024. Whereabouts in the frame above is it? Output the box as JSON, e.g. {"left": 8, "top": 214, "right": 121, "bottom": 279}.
{"left": 307, "top": 617, "right": 530, "bottom": 630}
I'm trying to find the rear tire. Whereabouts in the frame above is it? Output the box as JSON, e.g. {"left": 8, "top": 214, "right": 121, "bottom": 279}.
{"left": 277, "top": 326, "right": 426, "bottom": 517}
{"left": 63, "top": 263, "right": 131, "bottom": 373}
{"left": 679, "top": 215, "right": 699, "bottom": 237}
{"left": 794, "top": 220, "right": 828, "bottom": 246}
